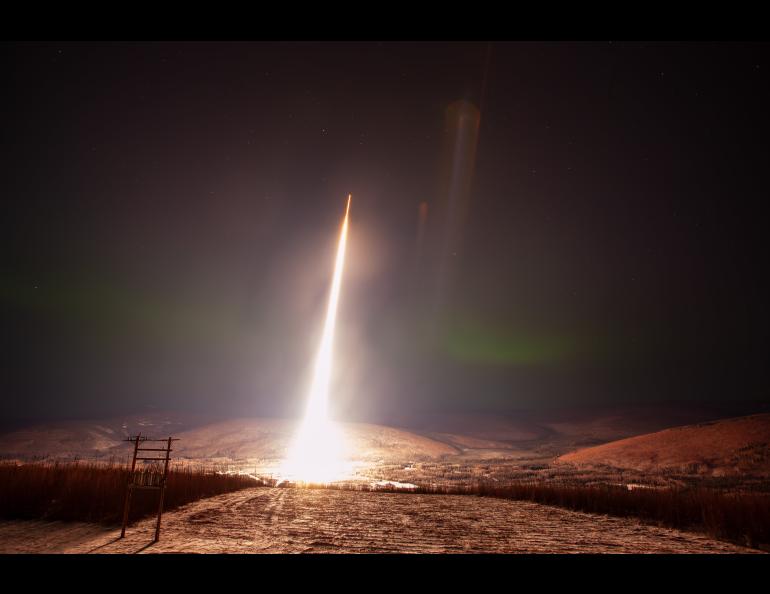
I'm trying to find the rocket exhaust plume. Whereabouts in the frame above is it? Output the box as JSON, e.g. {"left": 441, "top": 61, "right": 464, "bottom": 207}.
{"left": 277, "top": 195, "right": 353, "bottom": 484}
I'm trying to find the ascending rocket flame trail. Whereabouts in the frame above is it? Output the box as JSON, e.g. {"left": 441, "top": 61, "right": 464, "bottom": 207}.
{"left": 278, "top": 195, "right": 352, "bottom": 484}
{"left": 305, "top": 194, "right": 350, "bottom": 421}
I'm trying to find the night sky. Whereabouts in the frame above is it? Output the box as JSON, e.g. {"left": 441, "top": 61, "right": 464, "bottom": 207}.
{"left": 3, "top": 41, "right": 769, "bottom": 425}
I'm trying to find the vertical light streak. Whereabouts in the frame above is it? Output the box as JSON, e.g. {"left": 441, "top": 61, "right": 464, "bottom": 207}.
{"left": 304, "top": 194, "right": 351, "bottom": 421}
{"left": 277, "top": 195, "right": 352, "bottom": 484}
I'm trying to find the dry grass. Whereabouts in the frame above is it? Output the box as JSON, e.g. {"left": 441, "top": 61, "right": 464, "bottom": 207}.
{"left": 0, "top": 461, "right": 261, "bottom": 525}
{"left": 274, "top": 479, "right": 770, "bottom": 550}
{"left": 412, "top": 482, "right": 770, "bottom": 550}
{"left": 2, "top": 460, "right": 767, "bottom": 551}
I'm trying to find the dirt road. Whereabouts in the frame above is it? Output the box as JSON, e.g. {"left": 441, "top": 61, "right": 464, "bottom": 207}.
{"left": 0, "top": 486, "right": 757, "bottom": 553}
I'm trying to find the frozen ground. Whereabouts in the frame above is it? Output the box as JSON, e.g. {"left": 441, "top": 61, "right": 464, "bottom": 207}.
{"left": 0, "top": 486, "right": 757, "bottom": 554}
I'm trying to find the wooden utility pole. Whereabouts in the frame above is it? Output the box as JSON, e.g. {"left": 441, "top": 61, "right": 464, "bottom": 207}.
{"left": 154, "top": 436, "right": 173, "bottom": 542}
{"left": 120, "top": 434, "right": 179, "bottom": 542}
{"left": 120, "top": 433, "right": 141, "bottom": 538}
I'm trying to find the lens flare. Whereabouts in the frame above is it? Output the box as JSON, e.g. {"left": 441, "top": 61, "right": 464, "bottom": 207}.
{"left": 277, "top": 195, "right": 353, "bottom": 484}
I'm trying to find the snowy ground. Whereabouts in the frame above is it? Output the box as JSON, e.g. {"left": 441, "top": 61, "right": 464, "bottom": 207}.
{"left": 0, "top": 486, "right": 757, "bottom": 553}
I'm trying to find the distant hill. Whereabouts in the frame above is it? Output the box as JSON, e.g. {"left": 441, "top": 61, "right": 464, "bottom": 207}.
{"left": 385, "top": 404, "right": 749, "bottom": 452}
{"left": 172, "top": 418, "right": 458, "bottom": 462}
{"left": 533, "top": 402, "right": 761, "bottom": 445}
{"left": 4, "top": 406, "right": 768, "bottom": 471}
{"left": 0, "top": 415, "right": 457, "bottom": 464}
{"left": 392, "top": 412, "right": 551, "bottom": 450}
{"left": 557, "top": 414, "right": 770, "bottom": 476}
{"left": 0, "top": 411, "right": 211, "bottom": 460}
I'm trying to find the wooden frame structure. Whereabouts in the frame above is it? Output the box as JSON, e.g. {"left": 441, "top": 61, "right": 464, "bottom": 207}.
{"left": 120, "top": 434, "right": 179, "bottom": 542}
